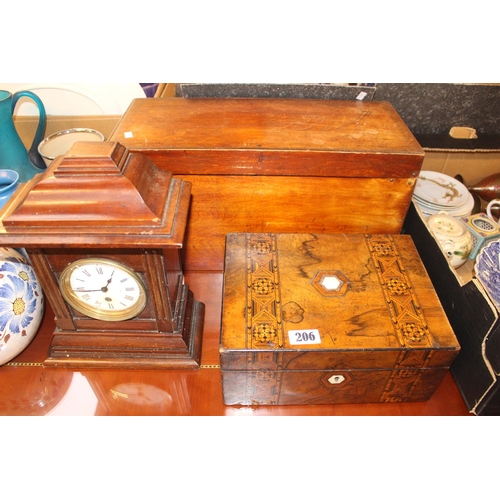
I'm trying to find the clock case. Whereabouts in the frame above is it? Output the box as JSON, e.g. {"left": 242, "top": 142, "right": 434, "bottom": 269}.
{"left": 0, "top": 141, "right": 204, "bottom": 369}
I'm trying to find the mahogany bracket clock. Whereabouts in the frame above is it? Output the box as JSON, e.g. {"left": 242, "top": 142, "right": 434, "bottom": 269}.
{"left": 0, "top": 141, "right": 204, "bottom": 369}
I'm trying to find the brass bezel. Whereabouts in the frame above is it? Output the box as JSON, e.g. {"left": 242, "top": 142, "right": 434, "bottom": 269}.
{"left": 59, "top": 257, "right": 148, "bottom": 322}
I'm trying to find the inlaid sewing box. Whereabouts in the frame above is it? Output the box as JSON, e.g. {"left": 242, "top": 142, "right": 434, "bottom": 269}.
{"left": 220, "top": 232, "right": 460, "bottom": 405}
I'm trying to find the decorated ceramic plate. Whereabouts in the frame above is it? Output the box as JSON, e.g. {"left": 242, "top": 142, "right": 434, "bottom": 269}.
{"left": 414, "top": 171, "right": 470, "bottom": 208}
{"left": 413, "top": 190, "right": 474, "bottom": 217}
{"left": 414, "top": 192, "right": 467, "bottom": 210}
{"left": 474, "top": 239, "right": 500, "bottom": 310}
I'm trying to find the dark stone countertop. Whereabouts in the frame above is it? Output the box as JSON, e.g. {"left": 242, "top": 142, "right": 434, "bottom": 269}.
{"left": 176, "top": 83, "right": 500, "bottom": 138}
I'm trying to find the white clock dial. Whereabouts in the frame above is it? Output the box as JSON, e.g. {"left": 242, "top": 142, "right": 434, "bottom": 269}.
{"left": 59, "top": 258, "right": 147, "bottom": 321}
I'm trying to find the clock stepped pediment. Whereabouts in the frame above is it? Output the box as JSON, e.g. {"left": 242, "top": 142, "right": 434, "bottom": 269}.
{"left": 0, "top": 142, "right": 191, "bottom": 245}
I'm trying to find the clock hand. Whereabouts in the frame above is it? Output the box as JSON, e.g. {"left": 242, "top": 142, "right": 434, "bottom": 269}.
{"left": 92, "top": 270, "right": 116, "bottom": 293}
{"left": 101, "top": 270, "right": 115, "bottom": 292}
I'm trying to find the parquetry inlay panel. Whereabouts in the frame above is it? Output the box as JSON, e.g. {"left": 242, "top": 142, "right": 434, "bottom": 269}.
{"left": 364, "top": 234, "right": 434, "bottom": 349}
{"left": 245, "top": 234, "right": 283, "bottom": 350}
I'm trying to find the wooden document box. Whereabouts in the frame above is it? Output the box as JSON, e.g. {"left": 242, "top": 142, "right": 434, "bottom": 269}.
{"left": 220, "top": 233, "right": 460, "bottom": 405}
{"left": 110, "top": 98, "right": 424, "bottom": 272}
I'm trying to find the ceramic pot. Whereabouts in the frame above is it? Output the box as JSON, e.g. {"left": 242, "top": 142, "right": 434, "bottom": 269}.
{"left": 0, "top": 90, "right": 47, "bottom": 182}
{"left": 0, "top": 169, "right": 19, "bottom": 210}
{"left": 426, "top": 212, "right": 473, "bottom": 268}
{"left": 0, "top": 247, "right": 44, "bottom": 365}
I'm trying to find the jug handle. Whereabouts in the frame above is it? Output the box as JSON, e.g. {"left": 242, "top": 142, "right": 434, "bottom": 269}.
{"left": 11, "top": 90, "right": 47, "bottom": 170}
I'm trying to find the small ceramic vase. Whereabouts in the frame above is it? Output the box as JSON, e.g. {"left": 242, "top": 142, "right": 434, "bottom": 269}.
{"left": 426, "top": 212, "right": 473, "bottom": 268}
{"left": 0, "top": 247, "right": 44, "bottom": 365}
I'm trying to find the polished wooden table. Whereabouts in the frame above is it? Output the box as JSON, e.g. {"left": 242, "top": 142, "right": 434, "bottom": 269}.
{"left": 0, "top": 271, "right": 471, "bottom": 416}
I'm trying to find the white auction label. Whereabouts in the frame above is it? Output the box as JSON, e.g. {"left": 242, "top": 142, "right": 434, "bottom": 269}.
{"left": 288, "top": 329, "right": 321, "bottom": 345}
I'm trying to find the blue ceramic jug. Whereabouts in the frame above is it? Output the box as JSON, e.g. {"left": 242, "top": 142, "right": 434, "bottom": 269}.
{"left": 0, "top": 89, "right": 47, "bottom": 183}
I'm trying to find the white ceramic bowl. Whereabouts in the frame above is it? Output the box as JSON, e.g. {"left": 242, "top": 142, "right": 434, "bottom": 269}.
{"left": 37, "top": 128, "right": 104, "bottom": 166}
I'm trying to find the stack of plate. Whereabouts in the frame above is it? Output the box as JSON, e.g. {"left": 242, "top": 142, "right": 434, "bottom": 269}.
{"left": 413, "top": 170, "right": 474, "bottom": 217}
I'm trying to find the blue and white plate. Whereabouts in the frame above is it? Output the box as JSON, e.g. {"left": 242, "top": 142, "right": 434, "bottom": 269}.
{"left": 474, "top": 239, "right": 500, "bottom": 310}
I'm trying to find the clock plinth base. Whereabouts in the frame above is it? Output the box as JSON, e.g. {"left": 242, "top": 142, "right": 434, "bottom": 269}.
{"left": 43, "top": 299, "right": 205, "bottom": 370}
